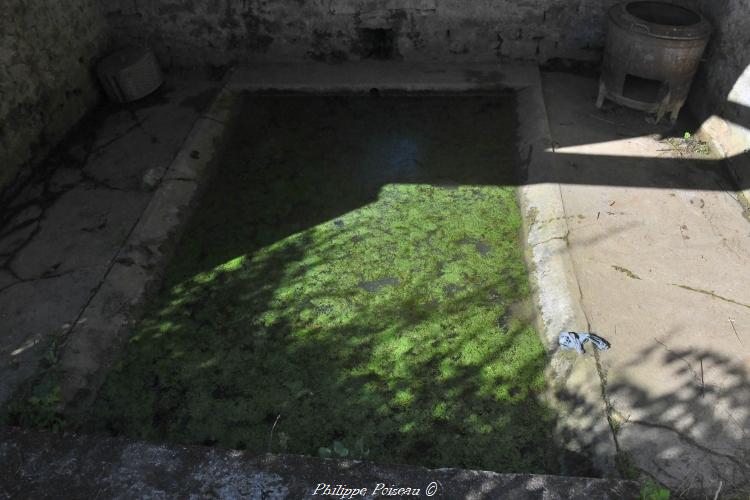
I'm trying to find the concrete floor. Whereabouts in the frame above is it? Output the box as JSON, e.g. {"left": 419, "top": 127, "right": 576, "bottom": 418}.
{"left": 0, "top": 75, "right": 220, "bottom": 405}
{"left": 544, "top": 72, "right": 750, "bottom": 494}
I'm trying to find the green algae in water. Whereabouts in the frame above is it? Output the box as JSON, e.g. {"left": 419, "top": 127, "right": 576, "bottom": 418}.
{"left": 92, "top": 94, "right": 558, "bottom": 473}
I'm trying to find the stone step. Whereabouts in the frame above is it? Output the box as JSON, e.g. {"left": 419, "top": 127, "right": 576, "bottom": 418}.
{"left": 0, "top": 427, "right": 639, "bottom": 499}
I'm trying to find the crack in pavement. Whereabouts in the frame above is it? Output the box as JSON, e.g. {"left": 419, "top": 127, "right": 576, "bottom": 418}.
{"left": 552, "top": 178, "right": 624, "bottom": 469}
{"left": 0, "top": 222, "right": 43, "bottom": 278}
{"left": 86, "top": 117, "right": 142, "bottom": 156}
{"left": 530, "top": 230, "right": 570, "bottom": 248}
{"left": 0, "top": 212, "right": 42, "bottom": 241}
{"left": 0, "top": 113, "right": 155, "bottom": 310}
{"left": 556, "top": 179, "right": 629, "bottom": 469}
{"left": 79, "top": 168, "right": 142, "bottom": 193}
{"left": 592, "top": 349, "right": 621, "bottom": 452}
{"left": 653, "top": 338, "right": 701, "bottom": 384}
{"left": 0, "top": 269, "right": 79, "bottom": 295}
{"left": 670, "top": 283, "right": 750, "bottom": 310}
{"left": 0, "top": 134, "right": 100, "bottom": 270}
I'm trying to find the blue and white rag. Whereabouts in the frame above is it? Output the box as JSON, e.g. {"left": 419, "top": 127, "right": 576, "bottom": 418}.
{"left": 558, "top": 331, "right": 610, "bottom": 354}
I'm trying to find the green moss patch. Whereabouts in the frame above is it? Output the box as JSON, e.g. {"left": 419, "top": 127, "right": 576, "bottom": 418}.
{"left": 91, "top": 94, "right": 558, "bottom": 472}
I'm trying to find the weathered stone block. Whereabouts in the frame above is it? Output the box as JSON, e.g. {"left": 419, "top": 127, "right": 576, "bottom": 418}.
{"left": 331, "top": 0, "right": 437, "bottom": 15}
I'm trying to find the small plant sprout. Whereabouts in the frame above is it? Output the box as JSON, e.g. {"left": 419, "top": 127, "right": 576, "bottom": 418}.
{"left": 318, "top": 440, "right": 350, "bottom": 459}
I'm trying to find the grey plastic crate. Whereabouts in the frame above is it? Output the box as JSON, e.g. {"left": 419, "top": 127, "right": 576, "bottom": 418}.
{"left": 97, "top": 46, "right": 163, "bottom": 103}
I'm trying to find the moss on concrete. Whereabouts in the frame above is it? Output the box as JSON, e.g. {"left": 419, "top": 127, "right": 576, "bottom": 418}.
{"left": 91, "top": 93, "right": 558, "bottom": 473}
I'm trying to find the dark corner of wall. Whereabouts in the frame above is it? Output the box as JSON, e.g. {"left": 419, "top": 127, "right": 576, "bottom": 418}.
{"left": 0, "top": 0, "right": 112, "bottom": 203}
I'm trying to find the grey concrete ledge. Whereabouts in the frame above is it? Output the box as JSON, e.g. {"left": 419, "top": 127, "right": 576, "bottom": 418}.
{"left": 0, "top": 428, "right": 640, "bottom": 499}
{"left": 227, "top": 61, "right": 538, "bottom": 92}
{"left": 512, "top": 71, "right": 616, "bottom": 473}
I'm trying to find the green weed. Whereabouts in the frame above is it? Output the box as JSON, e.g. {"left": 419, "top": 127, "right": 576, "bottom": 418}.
{"left": 640, "top": 479, "right": 671, "bottom": 500}
{"left": 91, "top": 95, "right": 558, "bottom": 473}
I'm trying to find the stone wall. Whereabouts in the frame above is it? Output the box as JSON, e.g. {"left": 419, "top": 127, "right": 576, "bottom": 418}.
{"left": 690, "top": 0, "right": 750, "bottom": 125}
{"left": 100, "top": 0, "right": 616, "bottom": 68}
{"left": 689, "top": 0, "right": 750, "bottom": 201}
{"left": 0, "top": 0, "right": 109, "bottom": 198}
{"left": 4, "top": 0, "right": 747, "bottom": 200}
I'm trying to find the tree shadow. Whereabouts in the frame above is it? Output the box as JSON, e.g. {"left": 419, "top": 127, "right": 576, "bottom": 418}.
{"left": 164, "top": 92, "right": 521, "bottom": 284}
{"left": 12, "top": 66, "right": 750, "bottom": 493}
{"left": 551, "top": 336, "right": 750, "bottom": 497}
{"left": 534, "top": 71, "right": 749, "bottom": 195}
{"left": 87, "top": 93, "right": 596, "bottom": 475}
{"left": 535, "top": 58, "right": 750, "bottom": 494}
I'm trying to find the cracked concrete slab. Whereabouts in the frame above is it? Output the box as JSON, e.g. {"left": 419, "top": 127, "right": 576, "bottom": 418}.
{"left": 58, "top": 88, "right": 240, "bottom": 412}
{"left": 84, "top": 127, "right": 175, "bottom": 190}
{"left": 89, "top": 110, "right": 142, "bottom": 152}
{"left": 0, "top": 268, "right": 101, "bottom": 403}
{"left": 82, "top": 84, "right": 209, "bottom": 192}
{"left": 9, "top": 187, "right": 150, "bottom": 280}
{"left": 0, "top": 75, "right": 222, "bottom": 407}
{"left": 543, "top": 72, "right": 750, "bottom": 496}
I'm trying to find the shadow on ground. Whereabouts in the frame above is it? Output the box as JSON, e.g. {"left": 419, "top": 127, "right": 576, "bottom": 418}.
{"left": 551, "top": 340, "right": 750, "bottom": 497}
{"left": 84, "top": 94, "right": 599, "bottom": 475}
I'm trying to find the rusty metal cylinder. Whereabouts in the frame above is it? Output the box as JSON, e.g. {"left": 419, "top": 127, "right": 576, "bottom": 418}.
{"left": 597, "top": 1, "right": 712, "bottom": 122}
